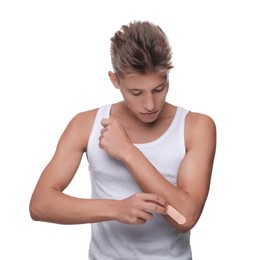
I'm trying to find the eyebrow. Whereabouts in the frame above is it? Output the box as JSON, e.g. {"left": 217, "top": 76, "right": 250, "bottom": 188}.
{"left": 131, "top": 82, "right": 166, "bottom": 91}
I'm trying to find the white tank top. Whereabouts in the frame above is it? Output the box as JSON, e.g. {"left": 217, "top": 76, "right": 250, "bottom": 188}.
{"left": 87, "top": 104, "right": 192, "bottom": 260}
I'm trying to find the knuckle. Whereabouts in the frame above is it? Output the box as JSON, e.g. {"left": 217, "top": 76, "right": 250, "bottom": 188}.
{"left": 154, "top": 194, "right": 160, "bottom": 201}
{"left": 134, "top": 192, "right": 141, "bottom": 198}
{"left": 151, "top": 203, "right": 158, "bottom": 212}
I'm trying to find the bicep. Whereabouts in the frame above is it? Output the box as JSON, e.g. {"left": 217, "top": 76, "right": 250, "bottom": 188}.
{"left": 177, "top": 113, "right": 216, "bottom": 209}
{"left": 40, "top": 144, "right": 84, "bottom": 192}
{"left": 34, "top": 112, "right": 93, "bottom": 193}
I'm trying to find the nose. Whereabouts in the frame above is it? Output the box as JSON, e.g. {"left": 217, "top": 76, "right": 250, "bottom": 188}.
{"left": 143, "top": 94, "right": 155, "bottom": 112}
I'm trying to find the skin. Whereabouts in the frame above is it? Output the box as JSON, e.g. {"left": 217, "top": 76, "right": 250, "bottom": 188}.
{"left": 29, "top": 71, "right": 216, "bottom": 233}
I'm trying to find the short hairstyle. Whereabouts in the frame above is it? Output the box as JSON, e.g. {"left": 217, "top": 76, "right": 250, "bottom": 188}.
{"left": 110, "top": 21, "right": 173, "bottom": 79}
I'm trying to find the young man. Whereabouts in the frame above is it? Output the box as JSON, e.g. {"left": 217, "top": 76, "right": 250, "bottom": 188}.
{"left": 30, "top": 21, "right": 216, "bottom": 259}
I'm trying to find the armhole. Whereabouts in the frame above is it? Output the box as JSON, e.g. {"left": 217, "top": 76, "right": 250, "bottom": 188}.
{"left": 86, "top": 104, "right": 111, "bottom": 160}
{"left": 179, "top": 108, "right": 190, "bottom": 156}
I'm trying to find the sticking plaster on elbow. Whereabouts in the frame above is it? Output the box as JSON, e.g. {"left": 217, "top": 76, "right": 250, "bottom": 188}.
{"left": 166, "top": 205, "right": 186, "bottom": 225}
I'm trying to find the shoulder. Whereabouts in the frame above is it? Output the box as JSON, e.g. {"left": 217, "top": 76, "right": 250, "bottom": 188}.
{"left": 71, "top": 108, "right": 99, "bottom": 127}
{"left": 185, "top": 111, "right": 217, "bottom": 149}
{"left": 186, "top": 111, "right": 216, "bottom": 130}
{"left": 59, "top": 108, "right": 99, "bottom": 152}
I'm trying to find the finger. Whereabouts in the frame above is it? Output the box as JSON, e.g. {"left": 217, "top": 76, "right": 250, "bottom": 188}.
{"left": 136, "top": 193, "right": 167, "bottom": 208}
{"left": 145, "top": 202, "right": 167, "bottom": 215}
{"left": 133, "top": 218, "right": 147, "bottom": 225}
{"left": 101, "top": 118, "right": 112, "bottom": 127}
{"left": 139, "top": 210, "right": 154, "bottom": 221}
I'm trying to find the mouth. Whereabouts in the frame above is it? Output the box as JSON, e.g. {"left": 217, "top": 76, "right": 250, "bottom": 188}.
{"left": 140, "top": 111, "right": 158, "bottom": 117}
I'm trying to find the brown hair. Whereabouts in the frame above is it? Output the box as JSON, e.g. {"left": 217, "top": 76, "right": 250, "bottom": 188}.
{"left": 110, "top": 21, "right": 173, "bottom": 79}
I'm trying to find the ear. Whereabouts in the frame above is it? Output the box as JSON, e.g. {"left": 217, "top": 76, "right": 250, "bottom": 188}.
{"left": 108, "top": 71, "right": 119, "bottom": 89}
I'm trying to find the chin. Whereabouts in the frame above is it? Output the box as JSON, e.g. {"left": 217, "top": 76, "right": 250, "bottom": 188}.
{"left": 139, "top": 116, "right": 158, "bottom": 124}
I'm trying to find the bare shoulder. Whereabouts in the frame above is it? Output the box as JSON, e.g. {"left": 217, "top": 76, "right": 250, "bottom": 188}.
{"left": 185, "top": 111, "right": 217, "bottom": 148}
{"left": 71, "top": 108, "right": 99, "bottom": 129}
{"left": 59, "top": 108, "right": 99, "bottom": 152}
{"left": 186, "top": 111, "right": 216, "bottom": 129}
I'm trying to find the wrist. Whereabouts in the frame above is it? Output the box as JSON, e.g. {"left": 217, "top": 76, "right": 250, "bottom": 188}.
{"left": 122, "top": 145, "right": 140, "bottom": 165}
{"left": 108, "top": 199, "right": 121, "bottom": 222}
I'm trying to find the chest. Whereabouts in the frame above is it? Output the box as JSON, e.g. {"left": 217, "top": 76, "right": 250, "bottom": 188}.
{"left": 121, "top": 118, "right": 173, "bottom": 144}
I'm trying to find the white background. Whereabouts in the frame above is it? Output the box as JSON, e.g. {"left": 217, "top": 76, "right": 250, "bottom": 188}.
{"left": 1, "top": 0, "right": 255, "bottom": 259}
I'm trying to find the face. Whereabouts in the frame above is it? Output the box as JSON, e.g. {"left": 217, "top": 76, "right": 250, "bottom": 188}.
{"left": 109, "top": 71, "right": 169, "bottom": 123}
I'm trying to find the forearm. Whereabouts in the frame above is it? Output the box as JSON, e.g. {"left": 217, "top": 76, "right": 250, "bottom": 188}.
{"left": 29, "top": 189, "right": 116, "bottom": 224}
{"left": 123, "top": 146, "right": 199, "bottom": 231}
{"left": 29, "top": 188, "right": 168, "bottom": 226}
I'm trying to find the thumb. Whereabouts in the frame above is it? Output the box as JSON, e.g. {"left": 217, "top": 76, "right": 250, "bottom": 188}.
{"left": 101, "top": 118, "right": 112, "bottom": 127}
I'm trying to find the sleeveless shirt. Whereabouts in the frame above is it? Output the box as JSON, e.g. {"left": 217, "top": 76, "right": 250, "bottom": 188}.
{"left": 87, "top": 104, "right": 192, "bottom": 260}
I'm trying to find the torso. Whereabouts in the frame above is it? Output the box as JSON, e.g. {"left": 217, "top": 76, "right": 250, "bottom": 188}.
{"left": 86, "top": 103, "right": 192, "bottom": 259}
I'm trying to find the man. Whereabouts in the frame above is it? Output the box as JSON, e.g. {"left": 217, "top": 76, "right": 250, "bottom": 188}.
{"left": 30, "top": 21, "right": 216, "bottom": 259}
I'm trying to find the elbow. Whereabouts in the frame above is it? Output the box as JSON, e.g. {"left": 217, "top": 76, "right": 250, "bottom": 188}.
{"left": 29, "top": 201, "right": 40, "bottom": 221}
{"left": 29, "top": 196, "right": 46, "bottom": 221}
{"left": 166, "top": 213, "right": 199, "bottom": 233}
{"left": 172, "top": 201, "right": 203, "bottom": 233}
{"left": 175, "top": 216, "right": 198, "bottom": 233}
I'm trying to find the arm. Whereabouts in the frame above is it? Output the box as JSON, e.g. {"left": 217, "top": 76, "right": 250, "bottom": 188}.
{"left": 29, "top": 110, "right": 166, "bottom": 225}
{"left": 29, "top": 110, "right": 106, "bottom": 224}
{"left": 100, "top": 113, "right": 216, "bottom": 232}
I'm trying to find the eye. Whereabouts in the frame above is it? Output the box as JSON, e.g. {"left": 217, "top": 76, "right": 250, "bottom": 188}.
{"left": 131, "top": 90, "right": 142, "bottom": 96}
{"left": 153, "top": 85, "right": 165, "bottom": 93}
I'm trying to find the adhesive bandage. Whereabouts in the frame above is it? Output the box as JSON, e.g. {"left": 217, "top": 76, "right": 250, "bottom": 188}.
{"left": 166, "top": 205, "right": 186, "bottom": 225}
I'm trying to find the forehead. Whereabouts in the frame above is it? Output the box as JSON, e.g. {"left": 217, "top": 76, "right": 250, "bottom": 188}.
{"left": 119, "top": 72, "right": 168, "bottom": 89}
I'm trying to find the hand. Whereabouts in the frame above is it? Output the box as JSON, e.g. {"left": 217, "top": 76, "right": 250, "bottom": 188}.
{"left": 114, "top": 193, "right": 167, "bottom": 225}
{"left": 99, "top": 118, "right": 134, "bottom": 160}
